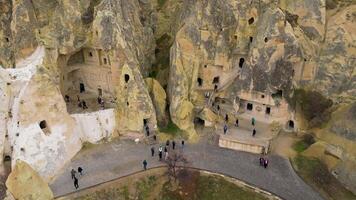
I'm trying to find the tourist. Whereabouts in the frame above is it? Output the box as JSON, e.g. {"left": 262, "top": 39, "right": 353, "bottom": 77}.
{"left": 181, "top": 140, "right": 185, "bottom": 147}
{"left": 71, "top": 169, "right": 77, "bottom": 179}
{"left": 78, "top": 167, "right": 83, "bottom": 175}
{"left": 159, "top": 151, "right": 163, "bottom": 161}
{"left": 264, "top": 158, "right": 269, "bottom": 168}
{"left": 259, "top": 157, "right": 264, "bottom": 166}
{"left": 151, "top": 147, "right": 155, "bottom": 157}
{"left": 225, "top": 114, "right": 229, "bottom": 123}
{"left": 224, "top": 124, "right": 228, "bottom": 134}
{"left": 252, "top": 117, "right": 255, "bottom": 126}
{"left": 164, "top": 146, "right": 168, "bottom": 154}
{"left": 214, "top": 84, "right": 218, "bottom": 92}
{"left": 166, "top": 140, "right": 170, "bottom": 147}
{"left": 74, "top": 177, "right": 79, "bottom": 189}
{"left": 165, "top": 152, "right": 169, "bottom": 160}
{"left": 252, "top": 128, "right": 256, "bottom": 137}
{"left": 82, "top": 100, "right": 88, "bottom": 109}
{"left": 100, "top": 98, "right": 105, "bottom": 109}
{"left": 146, "top": 126, "right": 150, "bottom": 136}
{"left": 97, "top": 96, "right": 102, "bottom": 104}
{"left": 159, "top": 146, "right": 163, "bottom": 161}
{"left": 172, "top": 141, "right": 176, "bottom": 150}
{"left": 235, "top": 118, "right": 239, "bottom": 127}
{"left": 143, "top": 160, "right": 148, "bottom": 170}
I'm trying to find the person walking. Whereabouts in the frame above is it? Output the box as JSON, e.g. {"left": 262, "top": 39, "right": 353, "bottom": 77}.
{"left": 159, "top": 151, "right": 163, "bottom": 161}
{"left": 252, "top": 128, "right": 256, "bottom": 137}
{"left": 259, "top": 157, "right": 264, "bottom": 166}
{"left": 74, "top": 177, "right": 79, "bottom": 189}
{"left": 165, "top": 151, "right": 169, "bottom": 160}
{"left": 252, "top": 117, "right": 255, "bottom": 126}
{"left": 78, "top": 167, "right": 83, "bottom": 176}
{"left": 151, "top": 147, "right": 155, "bottom": 157}
{"left": 181, "top": 140, "right": 185, "bottom": 148}
{"left": 146, "top": 126, "right": 150, "bottom": 136}
{"left": 172, "top": 141, "right": 176, "bottom": 150}
{"left": 264, "top": 158, "right": 269, "bottom": 168}
{"left": 71, "top": 169, "right": 77, "bottom": 179}
{"left": 235, "top": 118, "right": 239, "bottom": 127}
{"left": 143, "top": 160, "right": 148, "bottom": 170}
{"left": 223, "top": 124, "right": 228, "bottom": 134}
{"left": 159, "top": 146, "right": 163, "bottom": 161}
{"left": 164, "top": 146, "right": 168, "bottom": 154}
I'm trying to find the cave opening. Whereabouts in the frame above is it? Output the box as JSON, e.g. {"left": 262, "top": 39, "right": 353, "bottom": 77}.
{"left": 197, "top": 77, "right": 203, "bottom": 86}
{"left": 247, "top": 103, "right": 253, "bottom": 111}
{"left": 248, "top": 17, "right": 254, "bottom": 25}
{"left": 266, "top": 107, "right": 271, "bottom": 115}
{"left": 239, "top": 58, "right": 245, "bottom": 68}
{"left": 39, "top": 120, "right": 47, "bottom": 129}
{"left": 213, "top": 76, "right": 220, "bottom": 84}
{"left": 124, "top": 74, "right": 130, "bottom": 83}
{"left": 288, "top": 120, "right": 294, "bottom": 129}
{"left": 59, "top": 48, "right": 116, "bottom": 114}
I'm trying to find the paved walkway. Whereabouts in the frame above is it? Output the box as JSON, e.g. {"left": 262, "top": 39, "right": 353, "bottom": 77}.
{"left": 50, "top": 136, "right": 323, "bottom": 200}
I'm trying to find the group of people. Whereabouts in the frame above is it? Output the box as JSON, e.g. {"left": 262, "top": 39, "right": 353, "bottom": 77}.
{"left": 143, "top": 139, "right": 185, "bottom": 170}
{"left": 70, "top": 167, "right": 84, "bottom": 189}
{"left": 259, "top": 157, "right": 269, "bottom": 168}
{"left": 64, "top": 94, "right": 107, "bottom": 111}
{"left": 222, "top": 116, "right": 257, "bottom": 137}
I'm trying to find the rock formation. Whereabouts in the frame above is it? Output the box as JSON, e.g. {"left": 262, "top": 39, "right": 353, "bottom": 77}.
{"left": 6, "top": 160, "right": 54, "bottom": 200}
{"left": 0, "top": 0, "right": 355, "bottom": 195}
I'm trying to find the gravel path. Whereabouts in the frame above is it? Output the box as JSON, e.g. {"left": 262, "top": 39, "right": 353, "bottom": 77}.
{"left": 50, "top": 137, "right": 323, "bottom": 200}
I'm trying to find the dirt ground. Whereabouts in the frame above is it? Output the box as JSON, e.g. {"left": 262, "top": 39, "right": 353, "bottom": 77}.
{"left": 270, "top": 131, "right": 298, "bottom": 158}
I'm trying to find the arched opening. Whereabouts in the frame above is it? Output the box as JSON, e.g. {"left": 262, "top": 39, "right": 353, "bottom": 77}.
{"left": 249, "top": 37, "right": 253, "bottom": 43}
{"left": 288, "top": 120, "right": 294, "bottom": 129}
{"left": 4, "top": 155, "right": 11, "bottom": 162}
{"left": 248, "top": 17, "right": 254, "bottom": 25}
{"left": 103, "top": 58, "right": 107, "bottom": 65}
{"left": 89, "top": 52, "right": 93, "bottom": 57}
{"left": 265, "top": 107, "right": 271, "bottom": 115}
{"left": 247, "top": 103, "right": 253, "bottom": 111}
{"left": 239, "top": 58, "right": 245, "bottom": 68}
{"left": 264, "top": 37, "right": 268, "bottom": 43}
{"left": 194, "top": 117, "right": 205, "bottom": 126}
{"left": 124, "top": 74, "right": 130, "bottom": 83}
{"left": 39, "top": 120, "right": 51, "bottom": 135}
{"left": 5, "top": 37, "right": 9, "bottom": 42}
{"left": 197, "top": 78, "right": 203, "bottom": 87}
{"left": 80, "top": 83, "right": 85, "bottom": 93}
{"left": 39, "top": 120, "right": 47, "bottom": 129}
{"left": 213, "top": 76, "right": 220, "bottom": 84}
{"left": 272, "top": 90, "right": 283, "bottom": 98}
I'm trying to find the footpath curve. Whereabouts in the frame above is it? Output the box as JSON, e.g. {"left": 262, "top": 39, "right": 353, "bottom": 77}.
{"left": 50, "top": 138, "right": 323, "bottom": 200}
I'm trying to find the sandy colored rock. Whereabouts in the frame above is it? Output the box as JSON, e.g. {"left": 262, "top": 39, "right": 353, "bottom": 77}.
{"left": 6, "top": 160, "right": 54, "bottom": 200}
{"left": 145, "top": 78, "right": 168, "bottom": 126}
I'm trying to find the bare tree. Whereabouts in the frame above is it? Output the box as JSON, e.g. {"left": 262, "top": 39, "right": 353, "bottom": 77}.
{"left": 165, "top": 151, "right": 188, "bottom": 181}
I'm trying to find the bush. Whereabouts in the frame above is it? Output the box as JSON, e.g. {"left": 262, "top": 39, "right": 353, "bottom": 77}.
{"left": 293, "top": 89, "right": 333, "bottom": 127}
{"left": 293, "top": 134, "right": 315, "bottom": 153}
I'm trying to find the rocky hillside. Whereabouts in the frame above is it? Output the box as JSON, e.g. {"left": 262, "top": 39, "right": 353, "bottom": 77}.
{"left": 0, "top": 0, "right": 355, "bottom": 197}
